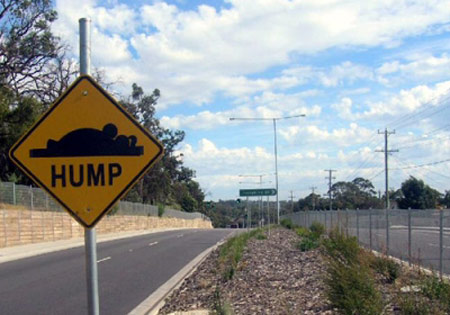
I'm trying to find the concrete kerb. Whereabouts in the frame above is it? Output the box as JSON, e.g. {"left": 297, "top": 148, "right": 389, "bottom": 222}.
{"left": 0, "top": 228, "right": 185, "bottom": 264}
{"left": 129, "top": 231, "right": 239, "bottom": 315}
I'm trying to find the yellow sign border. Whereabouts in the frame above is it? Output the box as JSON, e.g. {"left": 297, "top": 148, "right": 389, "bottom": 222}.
{"left": 9, "top": 75, "right": 164, "bottom": 228}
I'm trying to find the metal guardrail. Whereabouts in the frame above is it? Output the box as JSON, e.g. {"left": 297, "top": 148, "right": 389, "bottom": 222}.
{"left": 282, "top": 208, "right": 450, "bottom": 277}
{"left": 0, "top": 181, "right": 209, "bottom": 221}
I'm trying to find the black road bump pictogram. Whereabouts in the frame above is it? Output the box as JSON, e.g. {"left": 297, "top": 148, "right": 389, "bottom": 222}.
{"left": 29, "top": 123, "right": 144, "bottom": 157}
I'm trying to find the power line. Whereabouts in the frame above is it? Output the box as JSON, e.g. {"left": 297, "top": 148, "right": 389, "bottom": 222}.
{"left": 391, "top": 157, "right": 450, "bottom": 170}
{"left": 368, "top": 169, "right": 385, "bottom": 181}
{"left": 391, "top": 155, "right": 448, "bottom": 187}
{"left": 387, "top": 90, "right": 450, "bottom": 130}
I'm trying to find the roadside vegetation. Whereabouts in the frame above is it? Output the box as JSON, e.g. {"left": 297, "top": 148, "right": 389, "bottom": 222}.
{"left": 218, "top": 228, "right": 267, "bottom": 281}
{"left": 292, "top": 221, "right": 450, "bottom": 315}
{"left": 211, "top": 228, "right": 269, "bottom": 314}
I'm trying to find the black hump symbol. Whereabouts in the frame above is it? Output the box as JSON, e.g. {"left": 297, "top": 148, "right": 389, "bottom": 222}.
{"left": 29, "top": 123, "right": 144, "bottom": 157}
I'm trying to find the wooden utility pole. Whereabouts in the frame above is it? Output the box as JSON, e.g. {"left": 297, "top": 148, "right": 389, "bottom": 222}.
{"left": 324, "top": 170, "right": 336, "bottom": 211}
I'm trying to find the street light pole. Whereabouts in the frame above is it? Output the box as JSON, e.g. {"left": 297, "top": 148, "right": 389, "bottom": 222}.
{"left": 230, "top": 114, "right": 306, "bottom": 225}
{"left": 273, "top": 118, "right": 279, "bottom": 224}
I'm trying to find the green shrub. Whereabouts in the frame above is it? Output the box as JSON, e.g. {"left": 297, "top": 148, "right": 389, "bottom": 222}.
{"left": 255, "top": 233, "right": 267, "bottom": 240}
{"left": 322, "top": 228, "right": 360, "bottom": 265}
{"left": 325, "top": 261, "right": 383, "bottom": 314}
{"left": 421, "top": 275, "right": 450, "bottom": 311}
{"left": 280, "top": 218, "right": 294, "bottom": 229}
{"left": 322, "top": 228, "right": 384, "bottom": 314}
{"left": 157, "top": 204, "right": 165, "bottom": 217}
{"left": 297, "top": 237, "right": 319, "bottom": 252}
{"left": 309, "top": 221, "right": 325, "bottom": 238}
{"left": 295, "top": 227, "right": 310, "bottom": 237}
{"left": 370, "top": 255, "right": 401, "bottom": 283}
{"left": 397, "top": 294, "right": 438, "bottom": 315}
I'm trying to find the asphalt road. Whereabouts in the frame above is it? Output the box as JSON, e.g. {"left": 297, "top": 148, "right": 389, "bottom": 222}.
{"left": 0, "top": 228, "right": 235, "bottom": 315}
{"left": 356, "top": 226, "right": 450, "bottom": 275}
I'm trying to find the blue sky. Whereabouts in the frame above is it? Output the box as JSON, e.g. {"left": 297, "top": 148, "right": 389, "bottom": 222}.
{"left": 52, "top": 0, "right": 450, "bottom": 201}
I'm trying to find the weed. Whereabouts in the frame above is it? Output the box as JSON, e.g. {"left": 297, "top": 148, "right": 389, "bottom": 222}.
{"left": 218, "top": 229, "right": 262, "bottom": 281}
{"left": 212, "top": 287, "right": 234, "bottom": 315}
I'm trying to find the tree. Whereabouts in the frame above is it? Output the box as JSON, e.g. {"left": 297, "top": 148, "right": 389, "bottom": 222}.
{"left": 398, "top": 176, "right": 442, "bottom": 209}
{"left": 329, "top": 178, "right": 381, "bottom": 210}
{"left": 441, "top": 191, "right": 450, "bottom": 209}
{"left": 120, "top": 84, "right": 205, "bottom": 211}
{"left": 0, "top": 86, "right": 43, "bottom": 183}
{"left": 0, "top": 0, "right": 62, "bottom": 101}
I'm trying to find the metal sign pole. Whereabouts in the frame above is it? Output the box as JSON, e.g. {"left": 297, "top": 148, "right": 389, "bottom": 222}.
{"left": 80, "top": 17, "right": 100, "bottom": 315}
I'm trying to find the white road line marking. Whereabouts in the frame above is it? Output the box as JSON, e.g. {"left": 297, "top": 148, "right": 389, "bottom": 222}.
{"left": 177, "top": 234, "right": 184, "bottom": 238}
{"left": 428, "top": 243, "right": 450, "bottom": 249}
{"left": 149, "top": 241, "right": 158, "bottom": 246}
{"left": 129, "top": 249, "right": 133, "bottom": 252}
{"left": 97, "top": 256, "right": 111, "bottom": 263}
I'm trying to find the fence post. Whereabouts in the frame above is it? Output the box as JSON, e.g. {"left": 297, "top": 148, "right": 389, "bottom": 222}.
{"left": 12, "top": 182, "right": 16, "bottom": 205}
{"left": 408, "top": 207, "right": 411, "bottom": 266}
{"left": 356, "top": 208, "right": 360, "bottom": 242}
{"left": 369, "top": 208, "right": 372, "bottom": 250}
{"left": 439, "top": 210, "right": 443, "bottom": 279}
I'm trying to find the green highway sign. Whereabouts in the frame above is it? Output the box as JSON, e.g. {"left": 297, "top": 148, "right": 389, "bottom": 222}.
{"left": 239, "top": 188, "right": 277, "bottom": 197}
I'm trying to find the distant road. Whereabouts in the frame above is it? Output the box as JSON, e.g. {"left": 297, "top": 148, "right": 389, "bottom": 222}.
{"left": 0, "top": 229, "right": 235, "bottom": 315}
{"left": 355, "top": 226, "right": 450, "bottom": 275}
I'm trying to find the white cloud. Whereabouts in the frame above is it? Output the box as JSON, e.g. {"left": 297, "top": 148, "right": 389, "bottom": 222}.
{"left": 53, "top": 0, "right": 450, "bottom": 107}
{"left": 377, "top": 53, "right": 450, "bottom": 85}
{"left": 160, "top": 101, "right": 321, "bottom": 130}
{"left": 331, "top": 81, "right": 450, "bottom": 121}
{"left": 284, "top": 62, "right": 374, "bottom": 87}
{"left": 278, "top": 123, "right": 373, "bottom": 148}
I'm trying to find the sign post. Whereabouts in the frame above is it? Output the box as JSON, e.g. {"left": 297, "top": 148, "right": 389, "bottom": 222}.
{"left": 8, "top": 18, "right": 163, "bottom": 315}
{"left": 80, "top": 18, "right": 99, "bottom": 315}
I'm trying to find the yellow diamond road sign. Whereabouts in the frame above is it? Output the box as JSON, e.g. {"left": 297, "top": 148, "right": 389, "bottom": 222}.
{"left": 9, "top": 75, "right": 164, "bottom": 228}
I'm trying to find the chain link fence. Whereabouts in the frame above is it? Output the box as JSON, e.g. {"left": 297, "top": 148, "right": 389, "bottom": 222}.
{"left": 0, "top": 181, "right": 209, "bottom": 221}
{"left": 283, "top": 209, "right": 450, "bottom": 277}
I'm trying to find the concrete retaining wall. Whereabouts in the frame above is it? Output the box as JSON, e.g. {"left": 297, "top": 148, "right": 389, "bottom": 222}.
{"left": 0, "top": 209, "right": 212, "bottom": 248}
